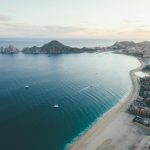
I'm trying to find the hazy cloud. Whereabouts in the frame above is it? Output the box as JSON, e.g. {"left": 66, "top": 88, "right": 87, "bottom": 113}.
{"left": 0, "top": 22, "right": 87, "bottom": 38}
{"left": 44, "top": 26, "right": 86, "bottom": 32}
{"left": 1, "top": 18, "right": 150, "bottom": 39}
{"left": 121, "top": 19, "right": 150, "bottom": 30}
{"left": 0, "top": 14, "right": 12, "bottom": 22}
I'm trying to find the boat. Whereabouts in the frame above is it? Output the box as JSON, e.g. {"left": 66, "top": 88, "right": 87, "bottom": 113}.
{"left": 25, "top": 85, "right": 29, "bottom": 88}
{"left": 53, "top": 104, "right": 59, "bottom": 108}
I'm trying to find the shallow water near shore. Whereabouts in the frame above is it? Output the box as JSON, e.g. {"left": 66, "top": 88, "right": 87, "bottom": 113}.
{"left": 0, "top": 52, "right": 140, "bottom": 150}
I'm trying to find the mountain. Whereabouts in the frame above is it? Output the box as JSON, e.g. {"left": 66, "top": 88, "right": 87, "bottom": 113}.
{"left": 109, "top": 41, "right": 150, "bottom": 57}
{"left": 110, "top": 41, "right": 150, "bottom": 50}
{"left": 110, "top": 41, "right": 136, "bottom": 49}
{"left": 22, "top": 40, "right": 95, "bottom": 54}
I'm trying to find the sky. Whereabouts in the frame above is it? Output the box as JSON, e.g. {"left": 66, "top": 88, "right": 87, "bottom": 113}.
{"left": 0, "top": 0, "right": 150, "bottom": 40}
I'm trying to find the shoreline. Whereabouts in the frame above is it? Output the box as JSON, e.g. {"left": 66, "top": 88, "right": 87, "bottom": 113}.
{"left": 69, "top": 56, "right": 144, "bottom": 150}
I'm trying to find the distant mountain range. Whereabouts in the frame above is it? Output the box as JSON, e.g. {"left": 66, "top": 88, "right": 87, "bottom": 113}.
{"left": 22, "top": 40, "right": 95, "bottom": 54}
{"left": 0, "top": 40, "right": 150, "bottom": 57}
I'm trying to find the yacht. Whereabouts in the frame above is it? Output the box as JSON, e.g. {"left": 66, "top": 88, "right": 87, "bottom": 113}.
{"left": 25, "top": 85, "right": 29, "bottom": 88}
{"left": 53, "top": 104, "right": 59, "bottom": 108}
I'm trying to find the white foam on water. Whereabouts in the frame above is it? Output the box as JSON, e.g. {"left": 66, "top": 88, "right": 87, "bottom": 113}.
{"left": 78, "top": 86, "right": 91, "bottom": 93}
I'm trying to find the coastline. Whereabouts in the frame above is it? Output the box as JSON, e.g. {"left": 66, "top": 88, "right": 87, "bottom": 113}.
{"left": 69, "top": 56, "right": 144, "bottom": 150}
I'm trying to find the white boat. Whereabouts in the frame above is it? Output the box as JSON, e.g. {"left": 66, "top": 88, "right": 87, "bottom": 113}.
{"left": 25, "top": 85, "right": 29, "bottom": 88}
{"left": 53, "top": 104, "right": 59, "bottom": 108}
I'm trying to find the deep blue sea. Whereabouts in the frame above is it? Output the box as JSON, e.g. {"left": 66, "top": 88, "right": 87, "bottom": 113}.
{"left": 0, "top": 39, "right": 140, "bottom": 150}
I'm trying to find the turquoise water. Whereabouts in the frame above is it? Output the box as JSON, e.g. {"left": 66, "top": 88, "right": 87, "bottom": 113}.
{"left": 0, "top": 52, "right": 140, "bottom": 150}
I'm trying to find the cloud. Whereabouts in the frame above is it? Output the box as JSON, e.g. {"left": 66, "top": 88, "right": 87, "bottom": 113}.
{"left": 0, "top": 14, "right": 12, "bottom": 22}
{"left": 44, "top": 25, "right": 86, "bottom": 32}
{"left": 121, "top": 19, "right": 150, "bottom": 30}
{"left": 1, "top": 18, "right": 150, "bottom": 40}
{"left": 0, "top": 22, "right": 88, "bottom": 38}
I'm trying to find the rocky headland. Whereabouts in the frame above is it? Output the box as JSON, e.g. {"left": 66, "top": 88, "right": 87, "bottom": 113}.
{"left": 108, "top": 41, "right": 150, "bottom": 58}
{"left": 0, "top": 45, "right": 19, "bottom": 54}
{"left": 22, "top": 40, "right": 95, "bottom": 54}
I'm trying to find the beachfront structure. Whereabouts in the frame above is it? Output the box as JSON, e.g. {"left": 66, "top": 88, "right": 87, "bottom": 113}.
{"left": 143, "top": 51, "right": 150, "bottom": 64}
{"left": 128, "top": 104, "right": 150, "bottom": 118}
{"left": 133, "top": 116, "right": 150, "bottom": 127}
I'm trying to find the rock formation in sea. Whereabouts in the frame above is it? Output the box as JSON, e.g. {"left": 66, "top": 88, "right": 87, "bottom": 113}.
{"left": 22, "top": 40, "right": 95, "bottom": 54}
{"left": 0, "top": 45, "right": 19, "bottom": 54}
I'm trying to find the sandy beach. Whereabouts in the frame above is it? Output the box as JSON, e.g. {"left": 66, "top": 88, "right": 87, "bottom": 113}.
{"left": 69, "top": 57, "right": 149, "bottom": 150}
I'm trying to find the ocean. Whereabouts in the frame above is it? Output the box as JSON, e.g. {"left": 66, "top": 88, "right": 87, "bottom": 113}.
{"left": 0, "top": 39, "right": 140, "bottom": 150}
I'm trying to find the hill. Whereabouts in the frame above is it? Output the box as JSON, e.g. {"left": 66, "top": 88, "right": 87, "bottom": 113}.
{"left": 22, "top": 40, "right": 95, "bottom": 54}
